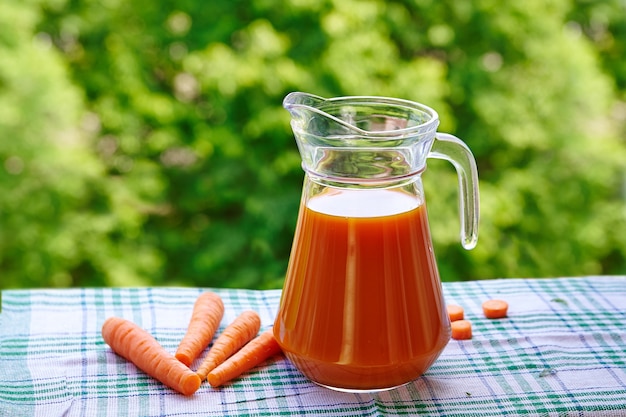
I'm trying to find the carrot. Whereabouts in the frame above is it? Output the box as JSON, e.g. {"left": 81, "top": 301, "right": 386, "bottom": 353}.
{"left": 196, "top": 310, "right": 261, "bottom": 381}
{"left": 207, "top": 329, "right": 282, "bottom": 388}
{"left": 175, "top": 291, "right": 225, "bottom": 367}
{"left": 102, "top": 317, "right": 201, "bottom": 396}
{"left": 482, "top": 299, "right": 509, "bottom": 319}
{"left": 446, "top": 304, "right": 465, "bottom": 322}
{"left": 450, "top": 319, "right": 472, "bottom": 340}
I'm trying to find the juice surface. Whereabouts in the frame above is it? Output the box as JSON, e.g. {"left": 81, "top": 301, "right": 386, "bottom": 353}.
{"left": 274, "top": 188, "right": 450, "bottom": 390}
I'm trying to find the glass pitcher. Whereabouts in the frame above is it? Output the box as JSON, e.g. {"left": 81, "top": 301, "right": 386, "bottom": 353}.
{"left": 273, "top": 92, "right": 479, "bottom": 392}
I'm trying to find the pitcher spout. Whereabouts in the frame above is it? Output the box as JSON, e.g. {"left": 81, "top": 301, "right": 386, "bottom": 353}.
{"left": 283, "top": 91, "right": 327, "bottom": 109}
{"left": 283, "top": 92, "right": 366, "bottom": 136}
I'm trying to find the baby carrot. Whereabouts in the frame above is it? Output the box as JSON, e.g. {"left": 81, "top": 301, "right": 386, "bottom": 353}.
{"left": 175, "top": 291, "right": 225, "bottom": 367}
{"left": 197, "top": 310, "right": 261, "bottom": 381}
{"left": 450, "top": 319, "right": 472, "bottom": 340}
{"left": 482, "top": 299, "right": 509, "bottom": 319}
{"left": 102, "top": 317, "right": 201, "bottom": 396}
{"left": 207, "top": 329, "right": 282, "bottom": 388}
{"left": 446, "top": 304, "right": 465, "bottom": 322}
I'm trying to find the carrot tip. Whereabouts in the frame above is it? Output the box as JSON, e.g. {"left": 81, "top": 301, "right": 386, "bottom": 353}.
{"left": 175, "top": 353, "right": 192, "bottom": 367}
{"left": 207, "top": 373, "right": 222, "bottom": 388}
{"left": 182, "top": 374, "right": 202, "bottom": 396}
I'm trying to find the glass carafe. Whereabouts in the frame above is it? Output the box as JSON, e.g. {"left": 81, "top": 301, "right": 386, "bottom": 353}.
{"left": 273, "top": 92, "right": 479, "bottom": 392}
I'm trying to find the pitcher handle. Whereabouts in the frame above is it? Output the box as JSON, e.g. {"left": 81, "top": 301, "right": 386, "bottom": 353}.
{"left": 428, "top": 133, "right": 479, "bottom": 250}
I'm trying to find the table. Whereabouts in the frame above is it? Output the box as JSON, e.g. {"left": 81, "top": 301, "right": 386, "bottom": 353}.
{"left": 1, "top": 276, "right": 625, "bottom": 416}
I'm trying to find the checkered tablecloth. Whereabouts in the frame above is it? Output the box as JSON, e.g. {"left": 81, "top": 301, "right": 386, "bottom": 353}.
{"left": 1, "top": 276, "right": 625, "bottom": 416}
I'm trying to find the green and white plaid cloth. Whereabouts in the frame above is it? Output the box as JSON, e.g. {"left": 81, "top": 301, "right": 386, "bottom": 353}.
{"left": 1, "top": 276, "right": 625, "bottom": 416}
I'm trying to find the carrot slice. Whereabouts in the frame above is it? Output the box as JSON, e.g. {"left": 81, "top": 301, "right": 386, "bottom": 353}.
{"left": 446, "top": 304, "right": 465, "bottom": 322}
{"left": 450, "top": 319, "right": 472, "bottom": 340}
{"left": 482, "top": 299, "right": 509, "bottom": 319}
{"left": 207, "top": 329, "right": 282, "bottom": 387}
{"left": 102, "top": 317, "right": 201, "bottom": 396}
{"left": 175, "top": 291, "right": 225, "bottom": 367}
{"left": 196, "top": 310, "right": 261, "bottom": 381}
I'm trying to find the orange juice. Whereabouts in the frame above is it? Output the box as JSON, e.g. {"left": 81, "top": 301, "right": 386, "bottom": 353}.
{"left": 274, "top": 188, "right": 451, "bottom": 391}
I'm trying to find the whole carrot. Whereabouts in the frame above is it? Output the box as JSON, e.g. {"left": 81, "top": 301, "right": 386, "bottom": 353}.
{"left": 207, "top": 329, "right": 282, "bottom": 388}
{"left": 175, "top": 291, "right": 225, "bottom": 367}
{"left": 197, "top": 310, "right": 261, "bottom": 381}
{"left": 102, "top": 317, "right": 201, "bottom": 396}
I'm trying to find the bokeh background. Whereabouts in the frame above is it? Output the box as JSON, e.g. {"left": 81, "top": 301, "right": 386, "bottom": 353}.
{"left": 1, "top": 0, "right": 625, "bottom": 289}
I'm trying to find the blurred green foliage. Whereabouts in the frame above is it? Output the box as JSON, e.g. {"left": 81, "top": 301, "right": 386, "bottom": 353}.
{"left": 1, "top": 0, "right": 625, "bottom": 289}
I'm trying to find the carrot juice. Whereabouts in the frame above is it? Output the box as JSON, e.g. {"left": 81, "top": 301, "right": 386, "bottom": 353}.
{"left": 274, "top": 187, "right": 451, "bottom": 391}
